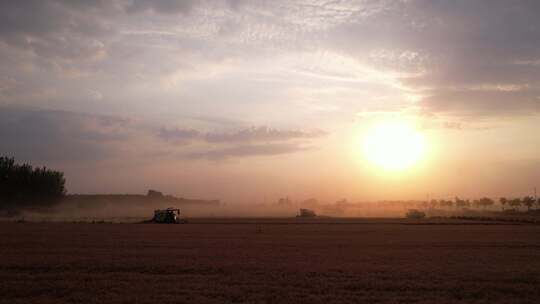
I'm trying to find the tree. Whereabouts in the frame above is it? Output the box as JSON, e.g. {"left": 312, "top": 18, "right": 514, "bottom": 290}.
{"left": 508, "top": 198, "right": 522, "bottom": 211}
{"left": 478, "top": 197, "right": 494, "bottom": 210}
{"left": 522, "top": 196, "right": 535, "bottom": 212}
{"left": 439, "top": 200, "right": 453, "bottom": 209}
{"left": 499, "top": 197, "right": 507, "bottom": 211}
{"left": 455, "top": 197, "right": 470, "bottom": 209}
{"left": 455, "top": 197, "right": 465, "bottom": 208}
{"left": 0, "top": 156, "right": 66, "bottom": 212}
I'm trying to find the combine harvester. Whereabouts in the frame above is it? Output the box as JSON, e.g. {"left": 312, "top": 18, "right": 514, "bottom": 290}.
{"left": 406, "top": 209, "right": 426, "bottom": 219}
{"left": 151, "top": 208, "right": 187, "bottom": 224}
{"left": 296, "top": 208, "right": 317, "bottom": 218}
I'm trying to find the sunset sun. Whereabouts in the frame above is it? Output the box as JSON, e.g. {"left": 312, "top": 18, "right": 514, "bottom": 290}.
{"left": 362, "top": 120, "right": 426, "bottom": 171}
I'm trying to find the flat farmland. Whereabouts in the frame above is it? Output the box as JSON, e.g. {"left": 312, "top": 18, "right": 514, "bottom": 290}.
{"left": 1, "top": 219, "right": 540, "bottom": 303}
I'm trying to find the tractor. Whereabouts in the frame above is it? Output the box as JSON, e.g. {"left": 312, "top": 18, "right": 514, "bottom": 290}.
{"left": 152, "top": 208, "right": 187, "bottom": 224}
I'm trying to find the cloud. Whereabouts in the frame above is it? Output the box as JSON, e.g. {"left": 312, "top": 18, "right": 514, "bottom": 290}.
{"left": 126, "top": 0, "right": 199, "bottom": 15}
{"left": 157, "top": 126, "right": 325, "bottom": 159}
{"left": 1, "top": 0, "right": 540, "bottom": 124}
{"left": 0, "top": 107, "right": 130, "bottom": 162}
{"left": 85, "top": 88, "right": 103, "bottom": 100}
{"left": 158, "top": 126, "right": 325, "bottom": 144}
{"left": 0, "top": 1, "right": 538, "bottom": 198}
{"left": 0, "top": 1, "right": 115, "bottom": 64}
{"left": 0, "top": 107, "right": 324, "bottom": 164}
{"left": 205, "top": 126, "right": 325, "bottom": 143}
{"left": 185, "top": 143, "right": 310, "bottom": 160}
{"left": 158, "top": 128, "right": 200, "bottom": 144}
{"left": 325, "top": 0, "right": 540, "bottom": 116}
{"left": 441, "top": 121, "right": 462, "bottom": 130}
{"left": 421, "top": 88, "right": 540, "bottom": 116}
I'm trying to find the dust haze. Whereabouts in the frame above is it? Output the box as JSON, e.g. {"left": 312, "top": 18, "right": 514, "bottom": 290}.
{"left": 3, "top": 194, "right": 503, "bottom": 223}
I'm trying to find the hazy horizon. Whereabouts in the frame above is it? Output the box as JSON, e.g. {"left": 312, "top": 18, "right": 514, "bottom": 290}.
{"left": 1, "top": 1, "right": 539, "bottom": 204}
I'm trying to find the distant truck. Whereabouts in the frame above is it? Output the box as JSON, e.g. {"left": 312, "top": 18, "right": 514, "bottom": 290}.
{"left": 297, "top": 208, "right": 317, "bottom": 218}
{"left": 406, "top": 209, "right": 426, "bottom": 219}
{"left": 152, "top": 208, "right": 187, "bottom": 224}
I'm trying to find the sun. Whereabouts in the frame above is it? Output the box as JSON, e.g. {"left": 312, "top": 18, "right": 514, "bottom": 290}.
{"left": 362, "top": 119, "right": 426, "bottom": 171}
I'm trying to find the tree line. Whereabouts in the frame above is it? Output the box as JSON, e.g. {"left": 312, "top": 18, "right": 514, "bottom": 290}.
{"left": 427, "top": 196, "right": 540, "bottom": 212}
{"left": 0, "top": 156, "right": 66, "bottom": 212}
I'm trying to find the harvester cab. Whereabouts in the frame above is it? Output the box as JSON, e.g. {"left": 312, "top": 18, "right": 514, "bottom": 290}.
{"left": 152, "top": 208, "right": 186, "bottom": 224}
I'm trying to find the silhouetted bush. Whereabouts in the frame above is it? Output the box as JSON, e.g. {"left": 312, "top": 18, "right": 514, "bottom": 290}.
{"left": 0, "top": 156, "right": 66, "bottom": 212}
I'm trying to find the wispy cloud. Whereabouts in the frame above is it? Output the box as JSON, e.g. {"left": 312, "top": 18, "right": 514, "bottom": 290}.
{"left": 0, "top": 107, "right": 325, "bottom": 163}
{"left": 2, "top": 1, "right": 539, "bottom": 118}
{"left": 185, "top": 143, "right": 311, "bottom": 160}
{"left": 159, "top": 126, "right": 325, "bottom": 144}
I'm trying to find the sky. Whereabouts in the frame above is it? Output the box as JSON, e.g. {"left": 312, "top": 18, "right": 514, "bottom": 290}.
{"left": 1, "top": 0, "right": 539, "bottom": 203}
